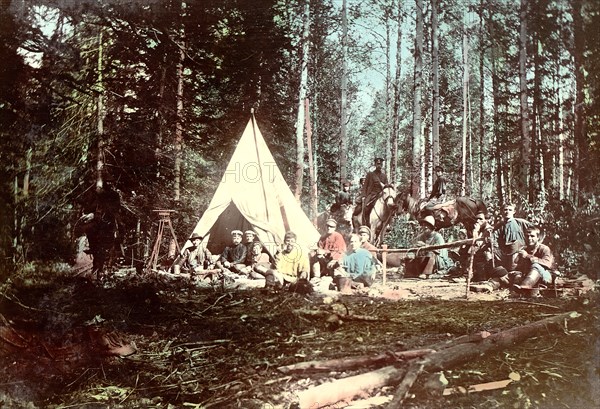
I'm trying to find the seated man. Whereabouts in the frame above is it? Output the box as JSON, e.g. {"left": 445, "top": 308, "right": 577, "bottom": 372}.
{"left": 512, "top": 227, "right": 555, "bottom": 290}
{"left": 311, "top": 218, "right": 346, "bottom": 280}
{"left": 240, "top": 239, "right": 272, "bottom": 279}
{"left": 216, "top": 230, "right": 247, "bottom": 274}
{"left": 404, "top": 215, "right": 452, "bottom": 278}
{"left": 332, "top": 234, "right": 378, "bottom": 289}
{"left": 358, "top": 225, "right": 377, "bottom": 252}
{"left": 264, "top": 231, "right": 310, "bottom": 288}
{"left": 174, "top": 233, "right": 214, "bottom": 274}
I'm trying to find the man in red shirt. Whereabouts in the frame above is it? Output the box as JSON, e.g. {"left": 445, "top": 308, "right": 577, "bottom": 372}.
{"left": 311, "top": 218, "right": 346, "bottom": 280}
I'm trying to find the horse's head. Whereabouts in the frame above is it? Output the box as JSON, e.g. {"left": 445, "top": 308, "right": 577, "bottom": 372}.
{"left": 395, "top": 190, "right": 419, "bottom": 217}
{"left": 340, "top": 203, "right": 354, "bottom": 223}
{"left": 381, "top": 185, "right": 397, "bottom": 208}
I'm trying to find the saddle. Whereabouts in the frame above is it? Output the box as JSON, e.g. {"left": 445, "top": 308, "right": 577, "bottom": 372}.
{"left": 423, "top": 200, "right": 459, "bottom": 226}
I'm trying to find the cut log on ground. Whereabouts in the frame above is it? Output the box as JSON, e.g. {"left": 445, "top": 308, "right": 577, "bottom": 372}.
{"left": 296, "top": 364, "right": 408, "bottom": 409}
{"left": 291, "top": 311, "right": 580, "bottom": 409}
{"left": 386, "top": 311, "right": 581, "bottom": 408}
{"left": 277, "top": 349, "right": 434, "bottom": 374}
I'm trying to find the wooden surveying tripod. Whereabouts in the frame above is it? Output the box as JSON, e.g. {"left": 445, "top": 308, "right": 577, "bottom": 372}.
{"left": 146, "top": 209, "right": 180, "bottom": 273}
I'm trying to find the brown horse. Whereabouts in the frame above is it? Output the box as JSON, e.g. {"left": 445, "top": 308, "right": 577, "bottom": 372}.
{"left": 354, "top": 185, "right": 398, "bottom": 246}
{"left": 396, "top": 191, "right": 488, "bottom": 232}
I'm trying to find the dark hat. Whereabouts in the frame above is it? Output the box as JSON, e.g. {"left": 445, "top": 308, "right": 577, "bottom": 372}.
{"left": 434, "top": 165, "right": 443, "bottom": 172}
{"left": 189, "top": 233, "right": 203, "bottom": 241}
{"left": 342, "top": 181, "right": 350, "bottom": 187}
{"left": 284, "top": 231, "right": 297, "bottom": 240}
{"left": 252, "top": 238, "right": 263, "bottom": 247}
{"left": 374, "top": 157, "right": 384, "bottom": 164}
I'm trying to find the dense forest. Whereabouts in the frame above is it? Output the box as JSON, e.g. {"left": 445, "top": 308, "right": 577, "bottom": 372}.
{"left": 0, "top": 0, "right": 598, "bottom": 277}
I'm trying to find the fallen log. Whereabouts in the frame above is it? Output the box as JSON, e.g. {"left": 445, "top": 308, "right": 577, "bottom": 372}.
{"left": 296, "top": 364, "right": 407, "bottom": 409}
{"left": 291, "top": 311, "right": 580, "bottom": 409}
{"left": 387, "top": 311, "right": 581, "bottom": 408}
{"left": 278, "top": 349, "right": 434, "bottom": 374}
{"left": 280, "top": 330, "right": 491, "bottom": 375}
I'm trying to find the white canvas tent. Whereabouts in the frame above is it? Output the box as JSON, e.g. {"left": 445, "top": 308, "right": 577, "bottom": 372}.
{"left": 184, "top": 116, "right": 320, "bottom": 256}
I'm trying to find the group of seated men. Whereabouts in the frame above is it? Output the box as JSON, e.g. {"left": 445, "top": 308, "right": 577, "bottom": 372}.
{"left": 447, "top": 202, "right": 556, "bottom": 292}
{"left": 172, "top": 220, "right": 381, "bottom": 292}
{"left": 173, "top": 202, "right": 554, "bottom": 294}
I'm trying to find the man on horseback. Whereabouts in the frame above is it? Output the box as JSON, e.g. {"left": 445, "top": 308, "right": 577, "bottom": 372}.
{"left": 354, "top": 157, "right": 389, "bottom": 226}
{"left": 428, "top": 165, "right": 446, "bottom": 202}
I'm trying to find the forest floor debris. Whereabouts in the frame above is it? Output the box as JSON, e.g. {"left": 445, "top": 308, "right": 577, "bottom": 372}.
{"left": 0, "top": 266, "right": 598, "bottom": 408}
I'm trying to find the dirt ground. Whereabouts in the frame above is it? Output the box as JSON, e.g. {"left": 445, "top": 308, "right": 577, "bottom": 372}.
{"left": 0, "top": 266, "right": 598, "bottom": 409}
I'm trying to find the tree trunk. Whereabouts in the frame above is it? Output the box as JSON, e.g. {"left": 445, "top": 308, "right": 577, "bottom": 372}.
{"left": 411, "top": 0, "right": 424, "bottom": 198}
{"left": 489, "top": 10, "right": 505, "bottom": 203}
{"left": 294, "top": 0, "right": 310, "bottom": 200}
{"left": 174, "top": 35, "right": 185, "bottom": 202}
{"left": 478, "top": 0, "right": 485, "bottom": 197}
{"left": 461, "top": 12, "right": 469, "bottom": 197}
{"left": 390, "top": 0, "right": 403, "bottom": 185}
{"left": 385, "top": 5, "right": 392, "bottom": 177}
{"left": 306, "top": 98, "right": 318, "bottom": 221}
{"left": 339, "top": 0, "right": 348, "bottom": 184}
{"left": 96, "top": 29, "right": 105, "bottom": 193}
{"left": 571, "top": 0, "right": 586, "bottom": 205}
{"left": 431, "top": 0, "right": 440, "bottom": 171}
{"left": 531, "top": 36, "right": 542, "bottom": 203}
{"left": 519, "top": 0, "right": 531, "bottom": 203}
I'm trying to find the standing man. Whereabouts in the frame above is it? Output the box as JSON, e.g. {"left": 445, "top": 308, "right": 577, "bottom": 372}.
{"left": 357, "top": 157, "right": 389, "bottom": 226}
{"left": 492, "top": 203, "right": 532, "bottom": 271}
{"left": 428, "top": 165, "right": 446, "bottom": 202}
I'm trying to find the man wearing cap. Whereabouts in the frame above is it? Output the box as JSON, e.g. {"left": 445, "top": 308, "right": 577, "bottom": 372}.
{"left": 358, "top": 225, "right": 377, "bottom": 252}
{"left": 217, "top": 230, "right": 248, "bottom": 273}
{"left": 265, "top": 231, "right": 310, "bottom": 288}
{"left": 492, "top": 203, "right": 532, "bottom": 271}
{"left": 405, "top": 215, "right": 452, "bottom": 278}
{"left": 355, "top": 157, "right": 389, "bottom": 225}
{"left": 175, "top": 233, "right": 214, "bottom": 274}
{"left": 242, "top": 230, "right": 258, "bottom": 265}
{"left": 331, "top": 181, "right": 353, "bottom": 213}
{"left": 428, "top": 165, "right": 446, "bottom": 202}
{"left": 312, "top": 218, "right": 347, "bottom": 280}
{"left": 241, "top": 239, "right": 272, "bottom": 279}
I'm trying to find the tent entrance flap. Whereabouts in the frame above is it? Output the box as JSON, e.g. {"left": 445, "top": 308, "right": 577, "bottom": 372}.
{"left": 206, "top": 202, "right": 253, "bottom": 254}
